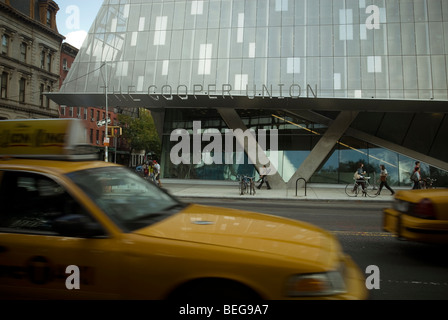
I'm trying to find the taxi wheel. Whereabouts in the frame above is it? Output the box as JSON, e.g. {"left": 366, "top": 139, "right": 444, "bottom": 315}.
{"left": 167, "top": 278, "right": 261, "bottom": 300}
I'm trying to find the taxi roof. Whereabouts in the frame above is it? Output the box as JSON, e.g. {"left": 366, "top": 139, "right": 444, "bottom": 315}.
{"left": 0, "top": 119, "right": 100, "bottom": 161}
{"left": 0, "top": 158, "right": 121, "bottom": 175}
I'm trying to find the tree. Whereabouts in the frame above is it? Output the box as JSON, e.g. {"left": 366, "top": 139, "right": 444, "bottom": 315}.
{"left": 118, "top": 109, "right": 161, "bottom": 165}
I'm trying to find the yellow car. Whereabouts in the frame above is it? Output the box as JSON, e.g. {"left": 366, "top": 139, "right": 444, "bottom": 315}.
{"left": 383, "top": 189, "right": 448, "bottom": 244}
{"left": 0, "top": 119, "right": 367, "bottom": 300}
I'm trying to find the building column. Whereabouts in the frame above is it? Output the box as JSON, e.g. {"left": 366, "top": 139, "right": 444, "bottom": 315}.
{"left": 217, "top": 108, "right": 285, "bottom": 189}
{"left": 287, "top": 110, "right": 359, "bottom": 188}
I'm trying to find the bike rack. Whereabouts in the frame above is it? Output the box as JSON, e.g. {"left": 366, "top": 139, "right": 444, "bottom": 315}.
{"left": 295, "top": 178, "right": 307, "bottom": 197}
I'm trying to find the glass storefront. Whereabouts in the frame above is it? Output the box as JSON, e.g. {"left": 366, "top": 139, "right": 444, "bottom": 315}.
{"left": 161, "top": 109, "right": 448, "bottom": 187}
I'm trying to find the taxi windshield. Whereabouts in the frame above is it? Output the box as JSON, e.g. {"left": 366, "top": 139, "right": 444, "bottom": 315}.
{"left": 67, "top": 166, "right": 184, "bottom": 232}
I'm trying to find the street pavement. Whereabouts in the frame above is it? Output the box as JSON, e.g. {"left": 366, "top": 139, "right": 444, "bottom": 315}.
{"left": 162, "top": 179, "right": 404, "bottom": 202}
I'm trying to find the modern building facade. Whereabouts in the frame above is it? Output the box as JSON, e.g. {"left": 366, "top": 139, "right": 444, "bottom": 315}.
{"left": 59, "top": 42, "right": 127, "bottom": 163}
{"left": 0, "top": 0, "right": 63, "bottom": 120}
{"left": 49, "top": 0, "right": 448, "bottom": 188}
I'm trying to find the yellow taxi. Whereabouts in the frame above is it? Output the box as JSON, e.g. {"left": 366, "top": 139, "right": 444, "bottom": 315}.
{"left": 383, "top": 189, "right": 448, "bottom": 244}
{"left": 0, "top": 119, "right": 368, "bottom": 300}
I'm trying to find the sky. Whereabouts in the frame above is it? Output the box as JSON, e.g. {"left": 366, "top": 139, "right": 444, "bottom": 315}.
{"left": 56, "top": 0, "right": 103, "bottom": 49}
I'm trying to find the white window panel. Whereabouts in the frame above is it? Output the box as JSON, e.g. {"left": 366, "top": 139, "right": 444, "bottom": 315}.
{"left": 237, "top": 13, "right": 244, "bottom": 43}
{"left": 198, "top": 44, "right": 212, "bottom": 75}
{"left": 339, "top": 9, "right": 353, "bottom": 24}
{"left": 368, "top": 56, "right": 382, "bottom": 73}
{"left": 339, "top": 9, "right": 353, "bottom": 40}
{"left": 123, "top": 4, "right": 130, "bottom": 18}
{"left": 360, "top": 24, "right": 367, "bottom": 40}
{"left": 137, "top": 76, "right": 144, "bottom": 91}
{"left": 249, "top": 42, "right": 256, "bottom": 58}
{"left": 275, "top": 0, "right": 288, "bottom": 12}
{"left": 162, "top": 60, "right": 169, "bottom": 76}
{"left": 111, "top": 18, "right": 117, "bottom": 32}
{"left": 287, "top": 57, "right": 300, "bottom": 74}
{"left": 340, "top": 25, "right": 354, "bottom": 41}
{"left": 154, "top": 16, "right": 167, "bottom": 45}
{"left": 191, "top": 1, "right": 204, "bottom": 15}
{"left": 139, "top": 17, "right": 145, "bottom": 31}
{"left": 131, "top": 32, "right": 138, "bottom": 46}
{"left": 235, "top": 74, "right": 248, "bottom": 91}
{"left": 334, "top": 73, "right": 341, "bottom": 90}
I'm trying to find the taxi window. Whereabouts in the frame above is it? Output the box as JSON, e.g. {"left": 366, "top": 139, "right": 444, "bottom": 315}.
{"left": 0, "top": 171, "right": 96, "bottom": 236}
{"left": 67, "top": 166, "right": 184, "bottom": 232}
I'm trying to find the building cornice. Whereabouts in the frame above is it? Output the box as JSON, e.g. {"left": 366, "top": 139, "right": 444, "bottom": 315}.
{"left": 0, "top": 2, "right": 64, "bottom": 42}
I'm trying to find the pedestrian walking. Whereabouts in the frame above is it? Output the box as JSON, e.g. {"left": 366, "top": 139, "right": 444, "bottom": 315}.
{"left": 257, "top": 165, "right": 272, "bottom": 190}
{"left": 376, "top": 164, "right": 395, "bottom": 195}
{"left": 411, "top": 166, "right": 422, "bottom": 190}
{"left": 148, "top": 161, "right": 156, "bottom": 183}
{"left": 153, "top": 160, "right": 162, "bottom": 187}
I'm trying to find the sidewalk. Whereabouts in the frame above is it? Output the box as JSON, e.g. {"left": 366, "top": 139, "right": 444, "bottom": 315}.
{"left": 162, "top": 179, "right": 400, "bottom": 202}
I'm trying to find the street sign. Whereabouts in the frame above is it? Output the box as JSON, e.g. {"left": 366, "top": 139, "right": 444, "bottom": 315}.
{"left": 97, "top": 118, "right": 111, "bottom": 127}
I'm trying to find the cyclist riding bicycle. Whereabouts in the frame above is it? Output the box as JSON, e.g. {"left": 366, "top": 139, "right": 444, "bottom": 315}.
{"left": 354, "top": 163, "right": 367, "bottom": 194}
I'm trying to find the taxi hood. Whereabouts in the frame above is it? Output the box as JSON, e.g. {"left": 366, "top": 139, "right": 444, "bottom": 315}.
{"left": 133, "top": 204, "right": 340, "bottom": 267}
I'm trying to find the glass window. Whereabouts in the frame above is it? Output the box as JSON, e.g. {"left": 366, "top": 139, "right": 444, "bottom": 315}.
{"left": 172, "top": 1, "right": 186, "bottom": 30}
{"left": 428, "top": 0, "right": 443, "bottom": 21}
{"left": 431, "top": 55, "right": 447, "bottom": 90}
{"left": 306, "top": 26, "right": 319, "bottom": 57}
{"left": 0, "top": 171, "right": 98, "bottom": 236}
{"left": 417, "top": 56, "right": 432, "bottom": 90}
{"left": 414, "top": 0, "right": 428, "bottom": 22}
{"left": 19, "top": 78, "right": 26, "bottom": 103}
{"left": 1, "top": 72, "right": 7, "bottom": 99}
{"left": 387, "top": 23, "right": 402, "bottom": 55}
{"left": 400, "top": 1, "right": 415, "bottom": 22}
{"left": 268, "top": 27, "right": 281, "bottom": 58}
{"left": 20, "top": 42, "right": 27, "bottom": 62}
{"left": 294, "top": 0, "right": 306, "bottom": 25}
{"left": 39, "top": 83, "right": 44, "bottom": 107}
{"left": 1, "top": 34, "right": 9, "bottom": 55}
{"left": 293, "top": 26, "right": 306, "bottom": 57}
{"left": 429, "top": 22, "right": 444, "bottom": 54}
{"left": 403, "top": 56, "right": 418, "bottom": 89}
{"left": 388, "top": 56, "right": 404, "bottom": 90}
{"left": 385, "top": 0, "right": 400, "bottom": 23}
{"left": 220, "top": 0, "right": 232, "bottom": 28}
{"left": 320, "top": 25, "right": 333, "bottom": 56}
{"left": 202, "top": 2, "right": 218, "bottom": 29}
{"left": 415, "top": 23, "right": 430, "bottom": 54}
{"left": 47, "top": 10, "right": 52, "bottom": 26}
{"left": 306, "top": 0, "right": 319, "bottom": 25}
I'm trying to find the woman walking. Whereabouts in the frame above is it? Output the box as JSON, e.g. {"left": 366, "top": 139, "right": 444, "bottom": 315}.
{"left": 377, "top": 164, "right": 395, "bottom": 195}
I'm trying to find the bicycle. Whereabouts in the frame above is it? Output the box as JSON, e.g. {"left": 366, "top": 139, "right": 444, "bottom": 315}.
{"left": 345, "top": 177, "right": 379, "bottom": 198}
{"left": 421, "top": 178, "right": 437, "bottom": 189}
{"left": 237, "top": 175, "right": 256, "bottom": 196}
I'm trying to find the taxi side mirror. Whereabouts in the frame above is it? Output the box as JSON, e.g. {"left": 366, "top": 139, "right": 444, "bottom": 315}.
{"left": 54, "top": 214, "right": 105, "bottom": 238}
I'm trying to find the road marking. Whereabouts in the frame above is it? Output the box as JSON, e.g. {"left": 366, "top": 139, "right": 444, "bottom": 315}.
{"left": 331, "top": 231, "right": 396, "bottom": 238}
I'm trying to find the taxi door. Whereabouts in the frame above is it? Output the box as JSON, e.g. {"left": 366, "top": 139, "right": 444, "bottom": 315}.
{"left": 0, "top": 170, "right": 124, "bottom": 299}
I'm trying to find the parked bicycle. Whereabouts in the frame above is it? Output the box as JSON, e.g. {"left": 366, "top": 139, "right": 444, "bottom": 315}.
{"left": 237, "top": 175, "right": 256, "bottom": 196}
{"left": 345, "top": 177, "right": 378, "bottom": 198}
{"left": 421, "top": 178, "right": 437, "bottom": 189}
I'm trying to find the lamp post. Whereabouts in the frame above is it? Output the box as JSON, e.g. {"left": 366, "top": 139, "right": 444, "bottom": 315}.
{"left": 104, "top": 61, "right": 109, "bottom": 162}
